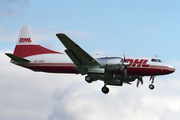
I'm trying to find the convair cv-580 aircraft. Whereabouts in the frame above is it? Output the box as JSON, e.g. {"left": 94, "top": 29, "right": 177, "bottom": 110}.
{"left": 5, "top": 25, "right": 175, "bottom": 94}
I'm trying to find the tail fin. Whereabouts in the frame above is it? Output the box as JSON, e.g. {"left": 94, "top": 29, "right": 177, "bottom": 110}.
{"left": 16, "top": 25, "right": 37, "bottom": 45}
{"left": 13, "top": 25, "right": 61, "bottom": 58}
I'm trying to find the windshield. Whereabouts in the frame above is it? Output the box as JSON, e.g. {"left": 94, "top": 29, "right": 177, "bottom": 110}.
{"left": 151, "top": 59, "right": 162, "bottom": 63}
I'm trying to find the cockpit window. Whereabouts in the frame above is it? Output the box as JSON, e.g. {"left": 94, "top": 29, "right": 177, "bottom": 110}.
{"left": 151, "top": 59, "right": 156, "bottom": 62}
{"left": 151, "top": 59, "right": 162, "bottom": 63}
{"left": 156, "top": 59, "right": 162, "bottom": 62}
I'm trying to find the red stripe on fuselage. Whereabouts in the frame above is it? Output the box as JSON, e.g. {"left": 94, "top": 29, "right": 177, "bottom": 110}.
{"left": 26, "top": 63, "right": 75, "bottom": 66}
{"left": 19, "top": 63, "right": 77, "bottom": 73}
{"left": 17, "top": 63, "right": 174, "bottom": 76}
{"left": 13, "top": 45, "right": 62, "bottom": 57}
{"left": 125, "top": 66, "right": 174, "bottom": 76}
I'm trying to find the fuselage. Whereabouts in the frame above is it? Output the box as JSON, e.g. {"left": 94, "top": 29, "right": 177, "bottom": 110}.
{"left": 12, "top": 53, "right": 175, "bottom": 76}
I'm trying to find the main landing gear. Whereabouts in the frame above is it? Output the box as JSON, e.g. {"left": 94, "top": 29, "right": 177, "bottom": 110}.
{"left": 149, "top": 76, "right": 155, "bottom": 90}
{"left": 85, "top": 75, "right": 156, "bottom": 93}
{"left": 85, "top": 75, "right": 110, "bottom": 94}
{"left": 85, "top": 76, "right": 93, "bottom": 83}
{"left": 101, "top": 84, "right": 109, "bottom": 94}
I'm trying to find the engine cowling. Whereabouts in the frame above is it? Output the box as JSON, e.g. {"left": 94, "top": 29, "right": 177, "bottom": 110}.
{"left": 96, "top": 57, "right": 123, "bottom": 71}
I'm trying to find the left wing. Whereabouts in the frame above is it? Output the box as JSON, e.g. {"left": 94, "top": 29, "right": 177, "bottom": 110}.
{"left": 56, "top": 33, "right": 100, "bottom": 74}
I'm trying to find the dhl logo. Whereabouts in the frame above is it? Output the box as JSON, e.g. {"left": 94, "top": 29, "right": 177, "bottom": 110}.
{"left": 19, "top": 38, "right": 32, "bottom": 43}
{"left": 126, "top": 59, "right": 150, "bottom": 67}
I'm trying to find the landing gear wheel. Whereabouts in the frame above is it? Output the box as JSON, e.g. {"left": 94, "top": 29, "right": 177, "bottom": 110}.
{"left": 101, "top": 86, "right": 109, "bottom": 94}
{"left": 85, "top": 76, "right": 93, "bottom": 83}
{"left": 149, "top": 84, "right": 155, "bottom": 90}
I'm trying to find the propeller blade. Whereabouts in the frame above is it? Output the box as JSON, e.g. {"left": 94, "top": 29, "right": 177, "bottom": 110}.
{"left": 136, "top": 77, "right": 143, "bottom": 87}
{"left": 120, "top": 64, "right": 128, "bottom": 78}
{"left": 124, "top": 68, "right": 127, "bottom": 78}
{"left": 137, "top": 79, "right": 140, "bottom": 87}
{"left": 123, "top": 54, "right": 126, "bottom": 62}
{"left": 120, "top": 54, "right": 128, "bottom": 78}
{"left": 120, "top": 64, "right": 125, "bottom": 71}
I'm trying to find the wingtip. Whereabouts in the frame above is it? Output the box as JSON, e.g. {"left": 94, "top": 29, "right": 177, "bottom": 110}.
{"left": 5, "top": 53, "right": 30, "bottom": 62}
{"left": 56, "top": 33, "right": 65, "bottom": 36}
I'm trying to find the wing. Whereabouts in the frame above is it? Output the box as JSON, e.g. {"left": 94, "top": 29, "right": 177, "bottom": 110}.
{"left": 56, "top": 33, "right": 100, "bottom": 74}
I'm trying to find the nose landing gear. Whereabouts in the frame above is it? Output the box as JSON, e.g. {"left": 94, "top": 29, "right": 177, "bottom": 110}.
{"left": 149, "top": 76, "right": 155, "bottom": 90}
{"left": 149, "top": 84, "right": 155, "bottom": 90}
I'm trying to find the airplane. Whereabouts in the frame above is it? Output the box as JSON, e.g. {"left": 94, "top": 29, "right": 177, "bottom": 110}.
{"left": 5, "top": 25, "right": 175, "bottom": 94}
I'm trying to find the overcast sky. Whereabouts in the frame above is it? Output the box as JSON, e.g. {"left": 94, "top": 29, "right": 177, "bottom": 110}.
{"left": 1, "top": 0, "right": 180, "bottom": 120}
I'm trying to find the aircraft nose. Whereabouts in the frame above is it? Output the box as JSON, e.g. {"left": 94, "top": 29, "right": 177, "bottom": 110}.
{"left": 168, "top": 65, "right": 175, "bottom": 73}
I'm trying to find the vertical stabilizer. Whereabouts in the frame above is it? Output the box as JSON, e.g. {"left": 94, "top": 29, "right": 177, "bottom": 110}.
{"left": 13, "top": 25, "right": 61, "bottom": 58}
{"left": 16, "top": 25, "right": 37, "bottom": 45}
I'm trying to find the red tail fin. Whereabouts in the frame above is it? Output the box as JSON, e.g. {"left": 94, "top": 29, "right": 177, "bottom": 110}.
{"left": 13, "top": 25, "right": 62, "bottom": 57}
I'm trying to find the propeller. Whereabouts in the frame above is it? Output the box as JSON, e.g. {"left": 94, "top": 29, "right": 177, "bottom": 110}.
{"left": 120, "top": 55, "right": 129, "bottom": 78}
{"left": 136, "top": 76, "right": 143, "bottom": 87}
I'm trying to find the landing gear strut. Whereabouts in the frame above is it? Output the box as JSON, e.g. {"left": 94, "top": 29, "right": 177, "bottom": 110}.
{"left": 101, "top": 84, "right": 109, "bottom": 94}
{"left": 149, "top": 76, "right": 155, "bottom": 90}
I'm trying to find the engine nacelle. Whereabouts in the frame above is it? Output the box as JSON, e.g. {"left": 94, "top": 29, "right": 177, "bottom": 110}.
{"left": 87, "top": 67, "right": 105, "bottom": 73}
{"left": 106, "top": 79, "right": 123, "bottom": 86}
{"left": 96, "top": 57, "right": 123, "bottom": 71}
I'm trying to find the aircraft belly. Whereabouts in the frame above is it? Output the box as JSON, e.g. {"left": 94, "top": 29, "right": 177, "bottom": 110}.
{"left": 89, "top": 73, "right": 137, "bottom": 85}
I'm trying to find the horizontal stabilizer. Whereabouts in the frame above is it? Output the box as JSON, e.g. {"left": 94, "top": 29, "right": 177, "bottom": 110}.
{"left": 5, "top": 53, "right": 30, "bottom": 63}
